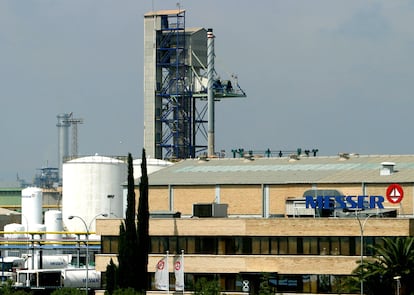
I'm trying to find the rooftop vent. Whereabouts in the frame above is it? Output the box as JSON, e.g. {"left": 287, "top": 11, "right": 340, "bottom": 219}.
{"left": 243, "top": 153, "right": 254, "bottom": 161}
{"left": 289, "top": 154, "right": 299, "bottom": 161}
{"left": 197, "top": 153, "right": 209, "bottom": 162}
{"left": 338, "top": 152, "right": 359, "bottom": 160}
{"left": 380, "top": 162, "right": 395, "bottom": 176}
{"left": 193, "top": 203, "right": 228, "bottom": 218}
{"left": 338, "top": 153, "right": 350, "bottom": 160}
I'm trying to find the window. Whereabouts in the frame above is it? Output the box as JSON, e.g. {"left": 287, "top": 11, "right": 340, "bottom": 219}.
{"left": 147, "top": 236, "right": 388, "bottom": 256}
{"left": 195, "top": 237, "right": 216, "bottom": 254}
{"left": 252, "top": 237, "right": 269, "bottom": 254}
{"left": 303, "top": 237, "right": 318, "bottom": 255}
{"left": 101, "top": 236, "right": 119, "bottom": 254}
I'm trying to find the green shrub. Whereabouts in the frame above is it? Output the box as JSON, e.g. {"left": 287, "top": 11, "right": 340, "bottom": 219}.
{"left": 112, "top": 288, "right": 144, "bottom": 295}
{"left": 194, "top": 277, "right": 220, "bottom": 295}
{"left": 51, "top": 288, "right": 83, "bottom": 295}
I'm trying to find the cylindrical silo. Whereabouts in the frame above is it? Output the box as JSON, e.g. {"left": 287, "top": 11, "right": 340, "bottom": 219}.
{"left": 62, "top": 155, "right": 127, "bottom": 232}
{"left": 119, "top": 158, "right": 174, "bottom": 218}
{"left": 133, "top": 158, "right": 173, "bottom": 179}
{"left": 4, "top": 223, "right": 26, "bottom": 257}
{"left": 45, "top": 210, "right": 63, "bottom": 241}
{"left": 4, "top": 223, "right": 25, "bottom": 238}
{"left": 57, "top": 113, "right": 71, "bottom": 180}
{"left": 21, "top": 187, "right": 43, "bottom": 229}
{"left": 31, "top": 224, "right": 46, "bottom": 240}
{"left": 124, "top": 158, "right": 173, "bottom": 218}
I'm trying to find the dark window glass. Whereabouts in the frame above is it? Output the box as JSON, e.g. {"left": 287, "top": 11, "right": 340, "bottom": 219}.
{"left": 278, "top": 237, "right": 288, "bottom": 254}
{"left": 252, "top": 237, "right": 269, "bottom": 254}
{"left": 270, "top": 237, "right": 278, "bottom": 254}
{"left": 288, "top": 237, "right": 298, "bottom": 254}
{"left": 340, "top": 237, "right": 350, "bottom": 256}
{"left": 242, "top": 237, "right": 252, "bottom": 254}
{"left": 319, "top": 237, "right": 329, "bottom": 255}
{"left": 331, "top": 237, "right": 340, "bottom": 255}
{"left": 146, "top": 236, "right": 398, "bottom": 257}
{"left": 101, "top": 236, "right": 118, "bottom": 254}
{"left": 196, "top": 237, "right": 216, "bottom": 254}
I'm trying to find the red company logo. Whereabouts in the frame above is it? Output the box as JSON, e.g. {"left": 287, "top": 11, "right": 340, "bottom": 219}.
{"left": 157, "top": 260, "right": 165, "bottom": 270}
{"left": 386, "top": 184, "right": 404, "bottom": 204}
{"left": 175, "top": 261, "right": 181, "bottom": 271}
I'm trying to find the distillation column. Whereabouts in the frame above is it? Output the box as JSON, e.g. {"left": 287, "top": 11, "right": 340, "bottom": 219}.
{"left": 56, "top": 113, "right": 71, "bottom": 180}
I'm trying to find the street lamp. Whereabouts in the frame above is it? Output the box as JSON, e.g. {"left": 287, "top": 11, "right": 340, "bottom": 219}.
{"left": 107, "top": 195, "right": 115, "bottom": 217}
{"left": 20, "top": 213, "right": 33, "bottom": 270}
{"left": 394, "top": 276, "right": 401, "bottom": 295}
{"left": 356, "top": 211, "right": 375, "bottom": 295}
{"left": 68, "top": 213, "right": 107, "bottom": 294}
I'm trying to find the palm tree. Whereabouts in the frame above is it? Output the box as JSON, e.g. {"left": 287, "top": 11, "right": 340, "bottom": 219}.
{"left": 351, "top": 237, "right": 414, "bottom": 295}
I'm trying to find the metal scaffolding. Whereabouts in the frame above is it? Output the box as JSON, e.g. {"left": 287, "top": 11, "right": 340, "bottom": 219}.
{"left": 156, "top": 10, "right": 194, "bottom": 159}
{"left": 145, "top": 9, "right": 246, "bottom": 160}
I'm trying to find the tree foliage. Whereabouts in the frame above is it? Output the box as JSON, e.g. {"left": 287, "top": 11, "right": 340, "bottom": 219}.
{"left": 345, "top": 237, "right": 414, "bottom": 295}
{"left": 117, "top": 153, "right": 139, "bottom": 290}
{"left": 258, "top": 273, "right": 274, "bottom": 295}
{"left": 105, "top": 258, "right": 117, "bottom": 295}
{"left": 136, "top": 149, "right": 149, "bottom": 292}
{"left": 50, "top": 288, "right": 83, "bottom": 295}
{"left": 112, "top": 288, "right": 144, "bottom": 295}
{"left": 194, "top": 277, "right": 221, "bottom": 295}
{"left": 0, "top": 281, "right": 32, "bottom": 295}
{"left": 106, "top": 150, "right": 149, "bottom": 293}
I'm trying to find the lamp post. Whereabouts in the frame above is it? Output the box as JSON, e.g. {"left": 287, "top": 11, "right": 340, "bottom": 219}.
{"left": 20, "top": 213, "right": 33, "bottom": 270}
{"left": 356, "top": 212, "right": 375, "bottom": 295}
{"left": 107, "top": 195, "right": 115, "bottom": 217}
{"left": 394, "top": 276, "right": 401, "bottom": 295}
{"left": 68, "top": 213, "right": 107, "bottom": 294}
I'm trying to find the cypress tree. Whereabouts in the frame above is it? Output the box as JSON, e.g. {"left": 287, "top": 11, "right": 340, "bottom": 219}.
{"left": 105, "top": 258, "right": 117, "bottom": 295}
{"left": 117, "top": 153, "right": 139, "bottom": 290}
{"left": 136, "top": 148, "right": 149, "bottom": 291}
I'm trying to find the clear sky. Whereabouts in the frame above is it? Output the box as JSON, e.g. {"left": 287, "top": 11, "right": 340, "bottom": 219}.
{"left": 1, "top": 0, "right": 414, "bottom": 182}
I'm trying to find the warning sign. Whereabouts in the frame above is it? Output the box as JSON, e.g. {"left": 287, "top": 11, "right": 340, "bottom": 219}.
{"left": 386, "top": 184, "right": 404, "bottom": 204}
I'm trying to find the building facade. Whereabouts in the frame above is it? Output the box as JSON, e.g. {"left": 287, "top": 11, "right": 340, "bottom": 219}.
{"left": 95, "top": 154, "right": 414, "bottom": 293}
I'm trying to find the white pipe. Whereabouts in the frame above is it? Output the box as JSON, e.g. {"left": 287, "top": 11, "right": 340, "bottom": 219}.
{"left": 207, "top": 28, "right": 215, "bottom": 157}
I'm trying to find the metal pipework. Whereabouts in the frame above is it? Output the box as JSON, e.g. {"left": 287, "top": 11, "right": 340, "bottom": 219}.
{"left": 207, "top": 28, "right": 215, "bottom": 157}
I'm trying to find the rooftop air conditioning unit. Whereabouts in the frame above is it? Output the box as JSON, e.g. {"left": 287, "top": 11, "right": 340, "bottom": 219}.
{"left": 193, "top": 203, "right": 228, "bottom": 218}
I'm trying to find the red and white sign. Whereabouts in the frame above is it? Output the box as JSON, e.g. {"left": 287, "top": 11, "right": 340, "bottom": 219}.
{"left": 157, "top": 259, "right": 165, "bottom": 270}
{"left": 386, "top": 184, "right": 404, "bottom": 204}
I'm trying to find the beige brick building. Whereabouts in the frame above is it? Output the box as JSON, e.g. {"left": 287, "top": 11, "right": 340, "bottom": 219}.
{"left": 95, "top": 154, "right": 414, "bottom": 293}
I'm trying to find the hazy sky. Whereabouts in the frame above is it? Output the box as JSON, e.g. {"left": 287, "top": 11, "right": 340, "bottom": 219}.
{"left": 1, "top": 0, "right": 414, "bottom": 182}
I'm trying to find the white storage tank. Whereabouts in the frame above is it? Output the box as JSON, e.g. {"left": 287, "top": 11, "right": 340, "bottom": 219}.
{"left": 4, "top": 223, "right": 26, "bottom": 257}
{"left": 28, "top": 254, "right": 72, "bottom": 270}
{"left": 63, "top": 269, "right": 101, "bottom": 289}
{"left": 62, "top": 155, "right": 127, "bottom": 232}
{"left": 120, "top": 158, "right": 173, "bottom": 218}
{"left": 21, "top": 187, "right": 43, "bottom": 229}
{"left": 133, "top": 157, "right": 173, "bottom": 178}
{"left": 45, "top": 210, "right": 63, "bottom": 241}
{"left": 4, "top": 223, "right": 25, "bottom": 238}
{"left": 31, "top": 224, "right": 46, "bottom": 240}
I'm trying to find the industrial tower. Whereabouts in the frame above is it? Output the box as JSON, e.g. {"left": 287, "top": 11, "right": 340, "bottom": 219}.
{"left": 143, "top": 9, "right": 245, "bottom": 160}
{"left": 56, "top": 112, "right": 83, "bottom": 180}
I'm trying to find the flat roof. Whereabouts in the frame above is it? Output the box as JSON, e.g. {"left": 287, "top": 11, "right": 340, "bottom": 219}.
{"left": 144, "top": 9, "right": 185, "bottom": 17}
{"left": 146, "top": 154, "right": 414, "bottom": 185}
